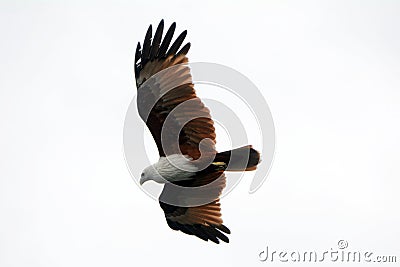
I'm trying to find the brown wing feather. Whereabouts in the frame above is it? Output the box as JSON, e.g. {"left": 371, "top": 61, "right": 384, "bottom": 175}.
{"left": 135, "top": 20, "right": 216, "bottom": 159}
{"left": 159, "top": 172, "right": 230, "bottom": 243}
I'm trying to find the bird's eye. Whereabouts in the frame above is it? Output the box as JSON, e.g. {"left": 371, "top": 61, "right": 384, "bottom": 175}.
{"left": 141, "top": 173, "right": 144, "bottom": 177}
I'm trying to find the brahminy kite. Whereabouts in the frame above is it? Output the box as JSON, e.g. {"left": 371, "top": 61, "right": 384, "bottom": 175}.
{"left": 134, "top": 20, "right": 260, "bottom": 244}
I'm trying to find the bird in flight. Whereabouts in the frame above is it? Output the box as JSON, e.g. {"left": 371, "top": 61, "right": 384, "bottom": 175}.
{"left": 135, "top": 20, "right": 260, "bottom": 244}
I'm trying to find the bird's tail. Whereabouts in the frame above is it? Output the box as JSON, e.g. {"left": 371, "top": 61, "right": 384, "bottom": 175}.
{"left": 213, "top": 145, "right": 260, "bottom": 171}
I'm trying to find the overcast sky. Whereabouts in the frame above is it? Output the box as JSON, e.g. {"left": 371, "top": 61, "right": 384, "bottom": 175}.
{"left": 1, "top": 1, "right": 399, "bottom": 266}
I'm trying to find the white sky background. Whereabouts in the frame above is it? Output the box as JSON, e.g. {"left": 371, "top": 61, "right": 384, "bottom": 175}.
{"left": 1, "top": 0, "right": 399, "bottom": 266}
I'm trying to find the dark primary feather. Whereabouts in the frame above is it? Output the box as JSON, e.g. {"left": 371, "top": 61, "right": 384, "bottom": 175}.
{"left": 167, "top": 30, "right": 187, "bottom": 56}
{"left": 158, "top": 22, "right": 176, "bottom": 58}
{"left": 141, "top": 25, "right": 152, "bottom": 66}
{"left": 134, "top": 42, "right": 141, "bottom": 79}
{"left": 149, "top": 20, "right": 164, "bottom": 59}
{"left": 176, "top": 42, "right": 191, "bottom": 57}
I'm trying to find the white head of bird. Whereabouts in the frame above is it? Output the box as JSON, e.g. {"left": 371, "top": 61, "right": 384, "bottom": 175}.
{"left": 139, "top": 154, "right": 199, "bottom": 185}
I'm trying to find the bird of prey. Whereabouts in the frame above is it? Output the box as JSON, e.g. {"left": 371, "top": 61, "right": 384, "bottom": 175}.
{"left": 135, "top": 20, "right": 260, "bottom": 244}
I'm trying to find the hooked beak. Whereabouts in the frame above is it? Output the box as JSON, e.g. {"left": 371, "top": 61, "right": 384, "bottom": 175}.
{"left": 139, "top": 176, "right": 147, "bottom": 185}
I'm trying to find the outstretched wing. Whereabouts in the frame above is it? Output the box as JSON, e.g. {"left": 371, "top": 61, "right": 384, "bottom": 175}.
{"left": 159, "top": 172, "right": 230, "bottom": 244}
{"left": 135, "top": 20, "right": 216, "bottom": 159}
{"left": 136, "top": 20, "right": 229, "bottom": 243}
